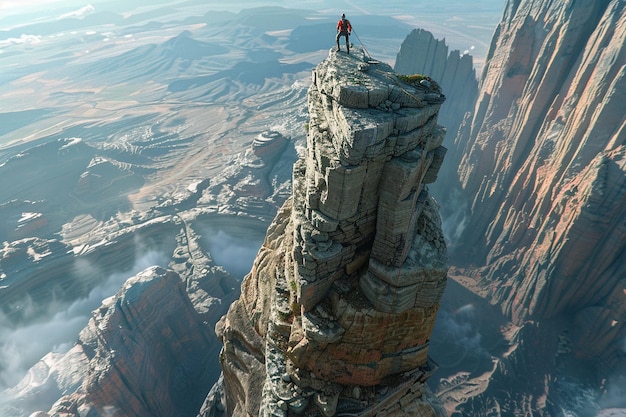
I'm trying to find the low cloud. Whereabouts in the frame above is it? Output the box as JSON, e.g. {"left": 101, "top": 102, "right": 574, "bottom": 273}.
{"left": 441, "top": 304, "right": 488, "bottom": 354}
{"left": 599, "top": 375, "right": 626, "bottom": 409}
{"left": 205, "top": 230, "right": 263, "bottom": 279}
{"left": 0, "top": 34, "right": 42, "bottom": 48}
{"left": 58, "top": 4, "right": 94, "bottom": 20}
{"left": 551, "top": 373, "right": 626, "bottom": 417}
{"left": 440, "top": 187, "right": 469, "bottom": 247}
{"left": 430, "top": 303, "right": 491, "bottom": 372}
{"left": 597, "top": 337, "right": 626, "bottom": 409}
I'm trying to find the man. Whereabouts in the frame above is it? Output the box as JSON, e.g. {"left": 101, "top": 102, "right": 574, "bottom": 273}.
{"left": 336, "top": 13, "right": 352, "bottom": 54}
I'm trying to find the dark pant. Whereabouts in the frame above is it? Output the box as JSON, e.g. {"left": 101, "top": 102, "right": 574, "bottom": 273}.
{"left": 336, "top": 31, "right": 349, "bottom": 52}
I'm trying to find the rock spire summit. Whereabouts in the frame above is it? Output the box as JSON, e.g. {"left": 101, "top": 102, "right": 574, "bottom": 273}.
{"left": 214, "top": 46, "right": 450, "bottom": 417}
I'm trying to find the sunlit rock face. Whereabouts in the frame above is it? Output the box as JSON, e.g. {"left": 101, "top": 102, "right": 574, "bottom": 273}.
{"left": 0, "top": 134, "right": 295, "bottom": 417}
{"left": 455, "top": 0, "right": 626, "bottom": 356}
{"left": 435, "top": 0, "right": 626, "bottom": 414}
{"left": 213, "top": 47, "right": 450, "bottom": 417}
{"left": 392, "top": 29, "right": 480, "bottom": 239}
{"left": 37, "top": 267, "right": 216, "bottom": 417}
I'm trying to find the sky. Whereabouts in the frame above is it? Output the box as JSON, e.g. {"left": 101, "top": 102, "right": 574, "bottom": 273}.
{"left": 0, "top": 0, "right": 85, "bottom": 13}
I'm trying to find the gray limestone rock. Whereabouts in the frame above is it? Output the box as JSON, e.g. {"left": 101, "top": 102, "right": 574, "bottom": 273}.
{"left": 216, "top": 46, "right": 449, "bottom": 417}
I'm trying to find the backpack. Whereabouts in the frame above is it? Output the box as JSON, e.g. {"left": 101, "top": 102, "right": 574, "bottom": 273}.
{"left": 340, "top": 18, "right": 350, "bottom": 34}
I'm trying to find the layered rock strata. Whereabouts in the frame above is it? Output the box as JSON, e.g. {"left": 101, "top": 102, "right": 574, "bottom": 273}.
{"left": 1, "top": 117, "right": 292, "bottom": 417}
{"left": 200, "top": 130, "right": 295, "bottom": 223}
{"left": 454, "top": 0, "right": 626, "bottom": 360}
{"left": 435, "top": 0, "right": 626, "bottom": 414}
{"left": 0, "top": 238, "right": 75, "bottom": 321}
{"left": 39, "top": 267, "right": 216, "bottom": 417}
{"left": 216, "top": 47, "right": 449, "bottom": 417}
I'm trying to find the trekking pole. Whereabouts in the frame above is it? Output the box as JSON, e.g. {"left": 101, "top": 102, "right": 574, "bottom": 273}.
{"left": 351, "top": 29, "right": 373, "bottom": 60}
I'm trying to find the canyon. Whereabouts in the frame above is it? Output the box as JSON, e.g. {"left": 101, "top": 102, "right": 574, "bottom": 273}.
{"left": 1, "top": 0, "right": 624, "bottom": 416}
{"left": 433, "top": 0, "right": 626, "bottom": 415}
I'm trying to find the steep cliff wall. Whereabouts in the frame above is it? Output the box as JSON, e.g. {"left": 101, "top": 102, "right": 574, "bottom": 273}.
{"left": 448, "top": 0, "right": 626, "bottom": 407}
{"left": 4, "top": 267, "right": 219, "bottom": 417}
{"left": 214, "top": 47, "right": 450, "bottom": 417}
{"left": 393, "top": 29, "right": 480, "bottom": 237}
{"left": 395, "top": 29, "right": 478, "bottom": 146}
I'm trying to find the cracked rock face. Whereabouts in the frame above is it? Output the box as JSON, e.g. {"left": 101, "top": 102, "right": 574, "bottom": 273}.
{"left": 214, "top": 47, "right": 449, "bottom": 417}
{"left": 10, "top": 266, "right": 220, "bottom": 417}
{"left": 454, "top": 0, "right": 626, "bottom": 366}
{"left": 427, "top": 0, "right": 626, "bottom": 414}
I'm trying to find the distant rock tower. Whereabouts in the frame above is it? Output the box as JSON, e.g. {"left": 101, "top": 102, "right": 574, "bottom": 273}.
{"left": 214, "top": 46, "right": 449, "bottom": 417}
{"left": 394, "top": 28, "right": 477, "bottom": 165}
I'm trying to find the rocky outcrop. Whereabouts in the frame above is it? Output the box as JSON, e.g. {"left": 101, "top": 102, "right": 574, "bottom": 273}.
{"left": 395, "top": 29, "right": 478, "bottom": 145}
{"left": 10, "top": 267, "right": 217, "bottom": 417}
{"left": 214, "top": 46, "right": 449, "bottom": 417}
{"left": 437, "top": 0, "right": 626, "bottom": 414}
{"left": 454, "top": 0, "right": 625, "bottom": 349}
{"left": 0, "top": 238, "right": 75, "bottom": 321}
{"left": 200, "top": 130, "right": 295, "bottom": 223}
{"left": 0, "top": 108, "right": 292, "bottom": 417}
{"left": 253, "top": 131, "right": 289, "bottom": 159}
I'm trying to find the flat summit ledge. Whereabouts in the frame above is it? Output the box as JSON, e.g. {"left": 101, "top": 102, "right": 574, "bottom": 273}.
{"left": 313, "top": 46, "right": 445, "bottom": 110}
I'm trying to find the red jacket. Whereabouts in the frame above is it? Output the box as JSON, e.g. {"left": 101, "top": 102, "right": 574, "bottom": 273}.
{"left": 337, "top": 18, "right": 352, "bottom": 34}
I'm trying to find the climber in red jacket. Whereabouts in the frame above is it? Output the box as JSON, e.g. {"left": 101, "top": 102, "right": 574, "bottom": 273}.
{"left": 336, "top": 13, "right": 352, "bottom": 54}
